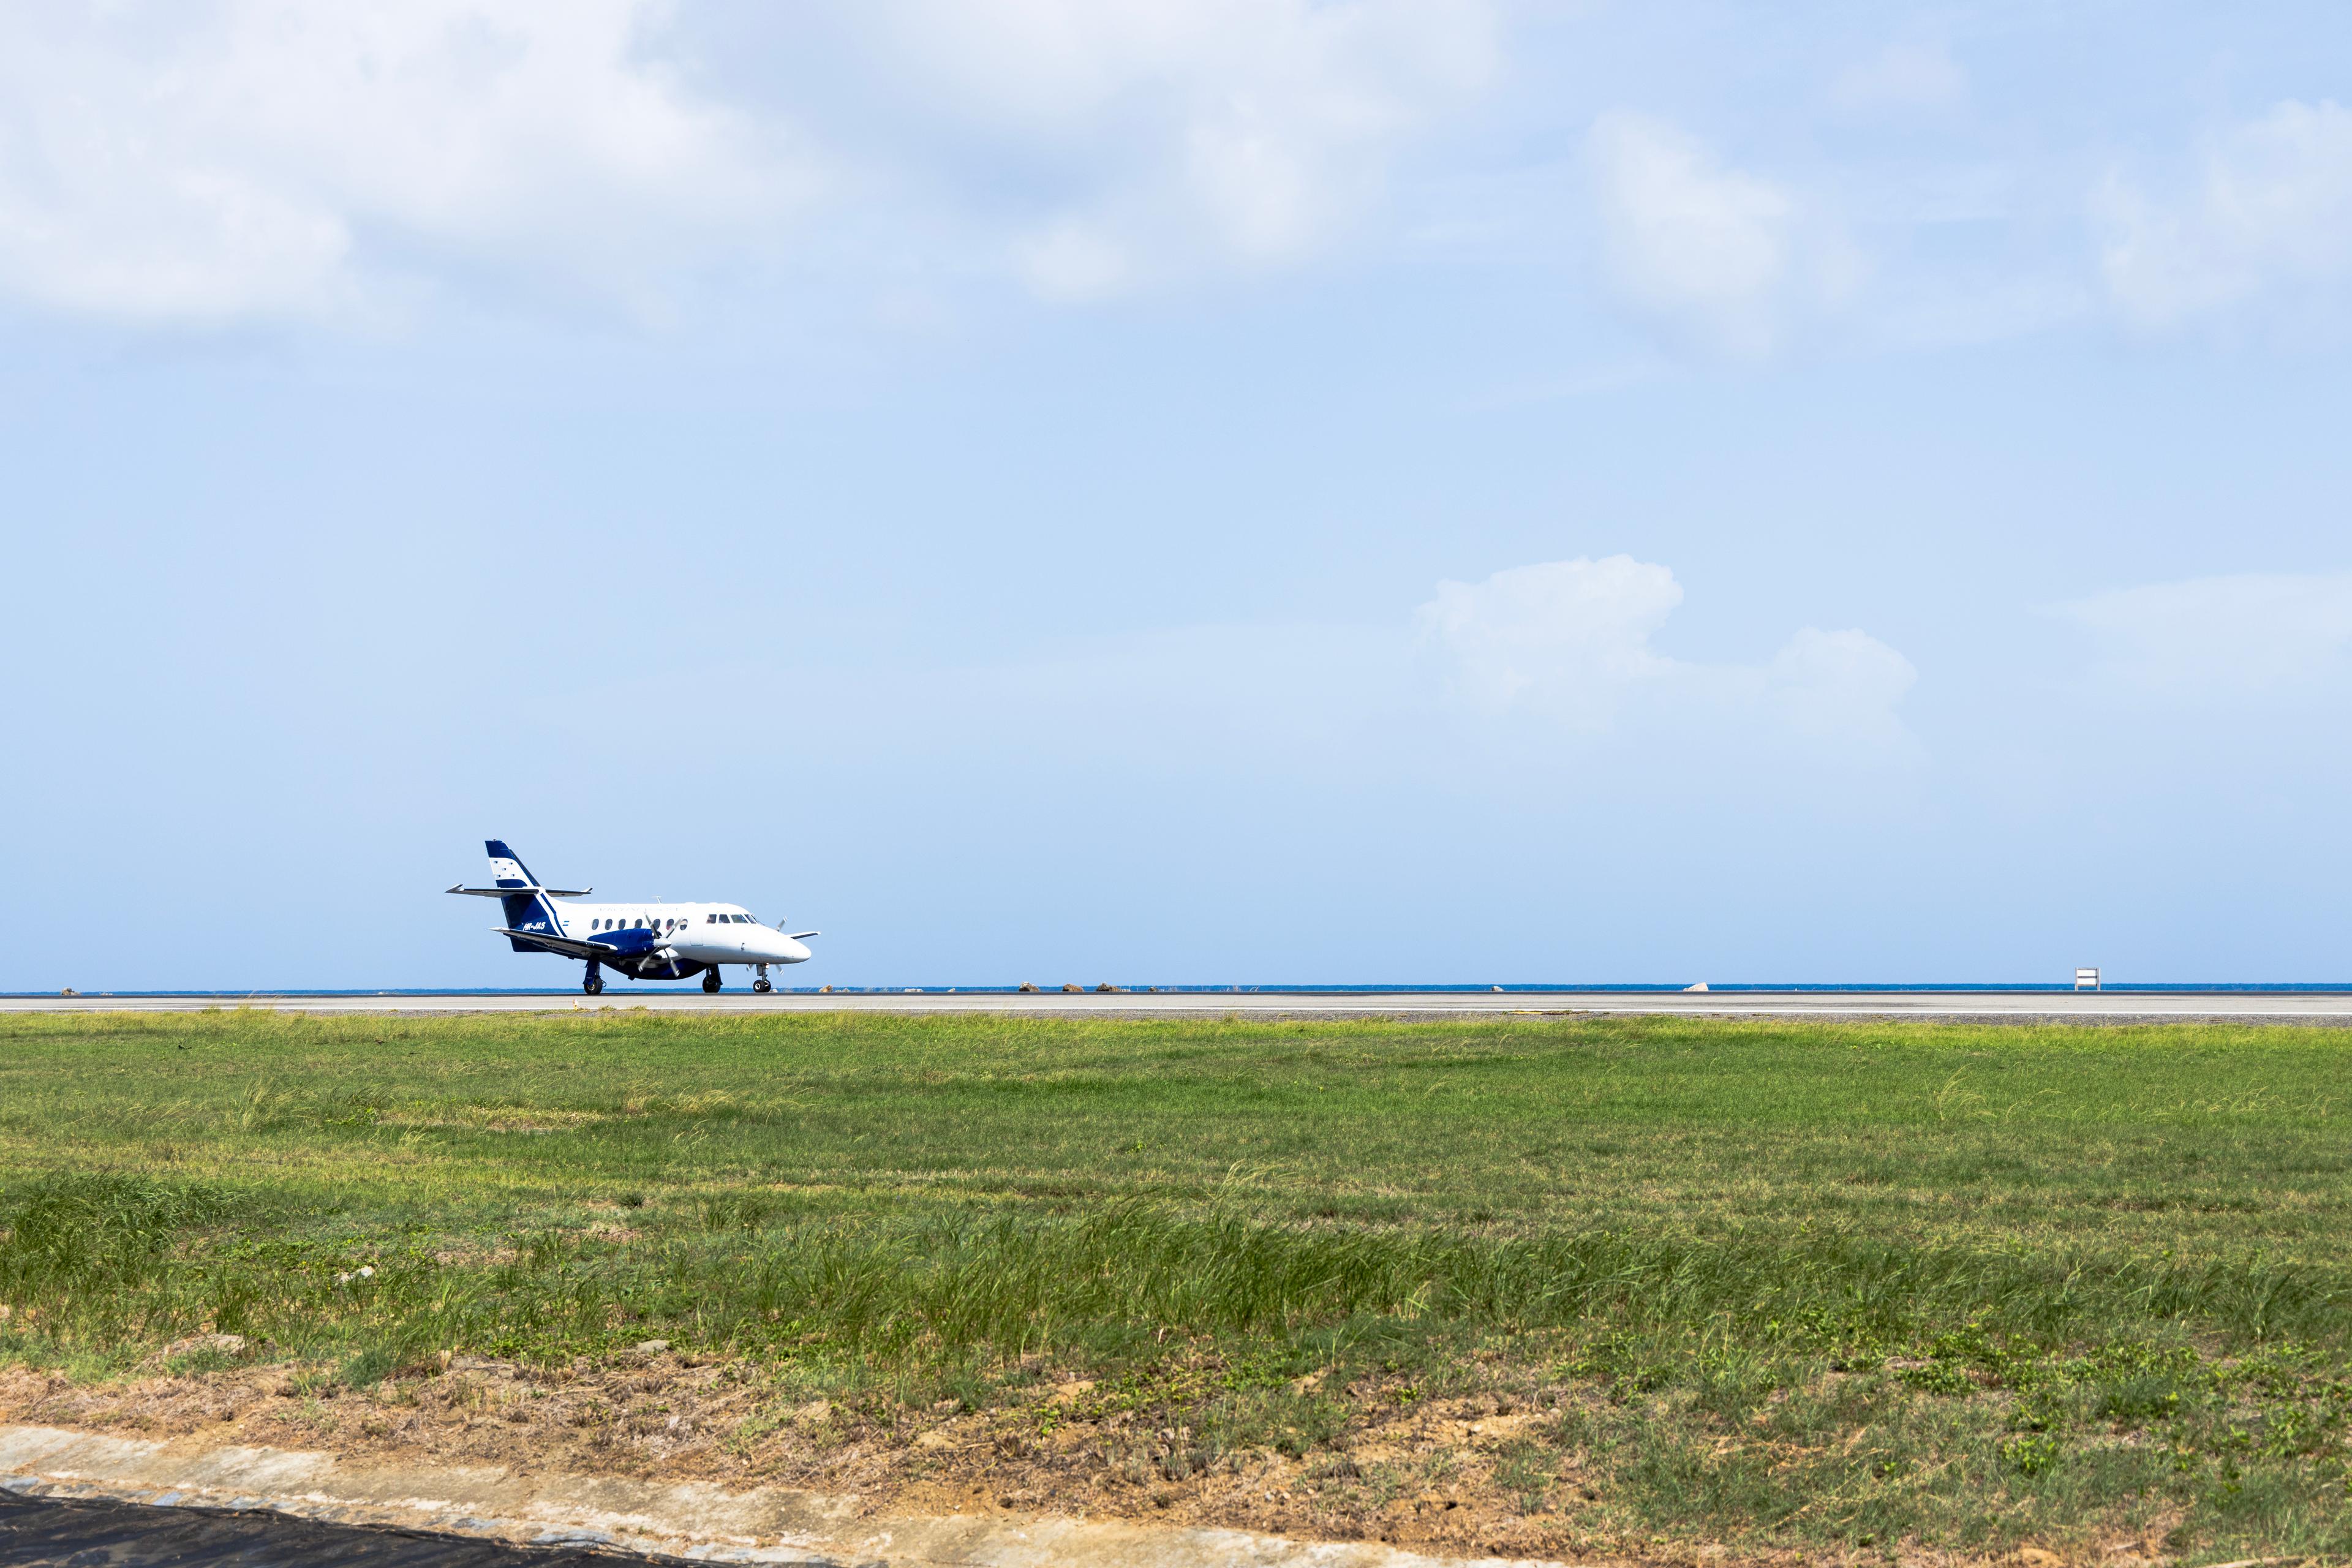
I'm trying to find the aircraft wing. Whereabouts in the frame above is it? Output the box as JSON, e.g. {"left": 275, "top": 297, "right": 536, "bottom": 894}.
{"left": 492, "top": 928, "right": 621, "bottom": 960}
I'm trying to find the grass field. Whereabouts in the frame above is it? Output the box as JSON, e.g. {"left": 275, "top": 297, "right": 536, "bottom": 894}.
{"left": 0, "top": 1009, "right": 2346, "bottom": 1562}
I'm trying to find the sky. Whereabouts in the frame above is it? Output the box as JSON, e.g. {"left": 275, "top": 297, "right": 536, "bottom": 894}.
{"left": 4, "top": 0, "right": 2351, "bottom": 989}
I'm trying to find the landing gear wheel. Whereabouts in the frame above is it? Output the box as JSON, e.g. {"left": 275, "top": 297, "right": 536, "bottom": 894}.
{"left": 583, "top": 974, "right": 604, "bottom": 996}
{"left": 702, "top": 970, "right": 723, "bottom": 994}
{"left": 753, "top": 978, "right": 774, "bottom": 994}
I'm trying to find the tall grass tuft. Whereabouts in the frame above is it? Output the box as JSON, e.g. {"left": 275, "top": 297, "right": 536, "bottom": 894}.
{"left": 0, "top": 1172, "right": 221, "bottom": 1292}
{"left": 632, "top": 1202, "right": 2351, "bottom": 1363}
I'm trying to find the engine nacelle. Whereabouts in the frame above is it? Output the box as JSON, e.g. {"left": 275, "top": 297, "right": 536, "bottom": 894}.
{"left": 627, "top": 954, "right": 704, "bottom": 981}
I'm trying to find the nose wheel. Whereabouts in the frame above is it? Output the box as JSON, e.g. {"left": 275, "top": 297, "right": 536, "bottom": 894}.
{"left": 753, "top": 963, "right": 774, "bottom": 994}
{"left": 702, "top": 969, "right": 723, "bottom": 994}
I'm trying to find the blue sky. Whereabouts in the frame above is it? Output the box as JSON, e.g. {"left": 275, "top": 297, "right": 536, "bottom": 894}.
{"left": 5, "top": 1, "right": 2351, "bottom": 989}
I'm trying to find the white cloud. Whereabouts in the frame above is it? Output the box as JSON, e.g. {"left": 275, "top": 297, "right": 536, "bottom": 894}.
{"left": 861, "top": 0, "right": 1498, "bottom": 296}
{"left": 1831, "top": 42, "right": 1966, "bottom": 116}
{"left": 2097, "top": 100, "right": 2352, "bottom": 331}
{"left": 0, "top": 0, "right": 803, "bottom": 325}
{"left": 1586, "top": 111, "right": 1860, "bottom": 356}
{"left": 1415, "top": 555, "right": 1916, "bottom": 742}
{"left": 1414, "top": 556, "right": 1680, "bottom": 722}
{"left": 2057, "top": 572, "right": 2352, "bottom": 698}
{"left": 1015, "top": 218, "right": 1135, "bottom": 302}
{"left": 0, "top": 0, "right": 1496, "bottom": 326}
{"left": 1763, "top": 627, "right": 1918, "bottom": 741}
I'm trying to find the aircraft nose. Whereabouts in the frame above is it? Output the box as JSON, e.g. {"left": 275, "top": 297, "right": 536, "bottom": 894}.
{"left": 780, "top": 937, "right": 812, "bottom": 963}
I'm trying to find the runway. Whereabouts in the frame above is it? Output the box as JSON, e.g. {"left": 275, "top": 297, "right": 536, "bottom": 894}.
{"left": 7, "top": 989, "right": 2352, "bottom": 1019}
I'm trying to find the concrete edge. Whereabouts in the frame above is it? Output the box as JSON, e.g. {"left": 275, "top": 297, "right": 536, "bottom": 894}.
{"left": 0, "top": 1423, "right": 1557, "bottom": 1568}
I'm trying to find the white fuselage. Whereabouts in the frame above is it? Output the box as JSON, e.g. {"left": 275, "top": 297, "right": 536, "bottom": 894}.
{"left": 548, "top": 900, "right": 813, "bottom": 967}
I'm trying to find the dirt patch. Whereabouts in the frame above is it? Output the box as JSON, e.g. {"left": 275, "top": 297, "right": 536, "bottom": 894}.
{"left": 0, "top": 1359, "right": 2163, "bottom": 1568}
{"left": 0, "top": 1359, "right": 1625, "bottom": 1562}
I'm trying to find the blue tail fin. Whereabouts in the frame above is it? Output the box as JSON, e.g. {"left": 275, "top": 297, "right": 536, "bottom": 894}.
{"left": 486, "top": 840, "right": 562, "bottom": 947}
{"left": 486, "top": 840, "right": 537, "bottom": 888}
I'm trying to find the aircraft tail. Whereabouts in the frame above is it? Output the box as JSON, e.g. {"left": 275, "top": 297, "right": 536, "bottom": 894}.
{"left": 486, "top": 839, "right": 562, "bottom": 948}
{"left": 447, "top": 842, "right": 591, "bottom": 952}
{"left": 485, "top": 839, "right": 538, "bottom": 890}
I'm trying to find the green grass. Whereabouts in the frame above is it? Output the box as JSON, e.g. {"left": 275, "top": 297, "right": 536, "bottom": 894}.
{"left": 2, "top": 1009, "right": 2348, "bottom": 1558}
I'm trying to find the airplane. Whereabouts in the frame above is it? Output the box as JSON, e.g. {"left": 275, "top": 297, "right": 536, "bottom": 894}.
{"left": 446, "top": 840, "right": 817, "bottom": 995}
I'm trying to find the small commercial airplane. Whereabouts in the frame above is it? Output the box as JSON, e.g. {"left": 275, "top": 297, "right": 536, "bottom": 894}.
{"left": 447, "top": 840, "right": 817, "bottom": 995}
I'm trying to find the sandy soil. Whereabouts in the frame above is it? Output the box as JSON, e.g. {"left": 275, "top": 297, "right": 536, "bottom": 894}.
{"left": 0, "top": 1348, "right": 1662, "bottom": 1564}
{"left": 0, "top": 1351, "right": 2166, "bottom": 1568}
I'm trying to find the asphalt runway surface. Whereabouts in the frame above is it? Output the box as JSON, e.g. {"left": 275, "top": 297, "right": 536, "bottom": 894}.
{"left": 0, "top": 1488, "right": 685, "bottom": 1568}
{"left": 6, "top": 990, "right": 2351, "bottom": 1019}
